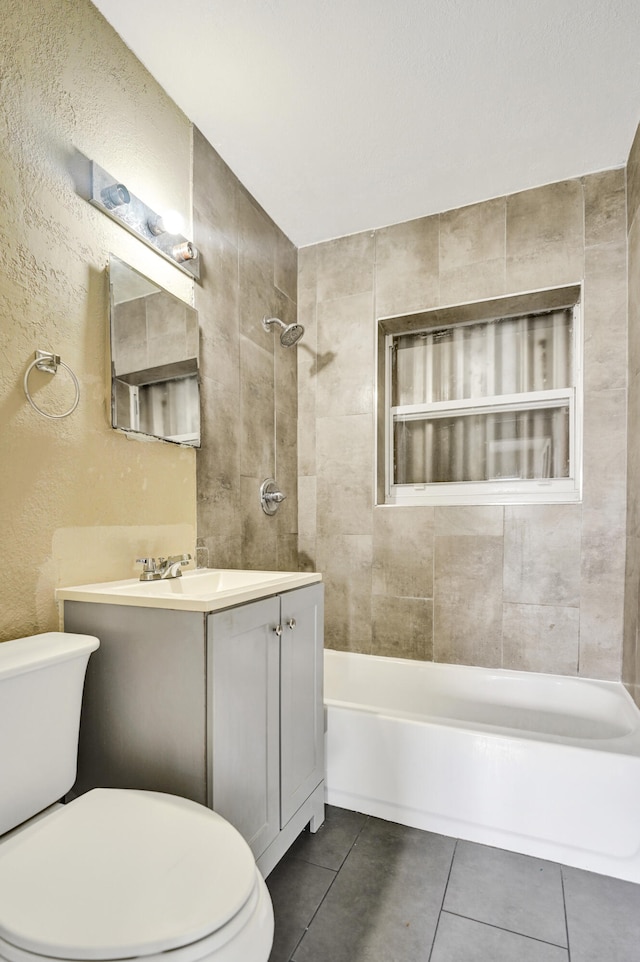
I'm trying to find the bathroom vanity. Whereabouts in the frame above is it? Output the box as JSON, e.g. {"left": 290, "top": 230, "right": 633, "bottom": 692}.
{"left": 56, "top": 570, "right": 324, "bottom": 877}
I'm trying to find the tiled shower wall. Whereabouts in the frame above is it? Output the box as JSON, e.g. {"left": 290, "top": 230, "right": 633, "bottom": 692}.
{"left": 624, "top": 124, "right": 640, "bottom": 707}
{"left": 193, "top": 129, "right": 299, "bottom": 570}
{"left": 298, "top": 169, "right": 628, "bottom": 680}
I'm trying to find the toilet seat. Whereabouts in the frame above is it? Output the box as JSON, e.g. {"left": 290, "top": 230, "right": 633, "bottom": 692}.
{"left": 0, "top": 790, "right": 269, "bottom": 962}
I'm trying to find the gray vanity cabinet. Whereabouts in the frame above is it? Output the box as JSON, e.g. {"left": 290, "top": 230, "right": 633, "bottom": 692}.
{"left": 207, "top": 596, "right": 281, "bottom": 861}
{"left": 208, "top": 585, "right": 325, "bottom": 867}
{"left": 63, "top": 583, "right": 324, "bottom": 876}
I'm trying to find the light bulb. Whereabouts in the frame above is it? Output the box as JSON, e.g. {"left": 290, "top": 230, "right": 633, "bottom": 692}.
{"left": 161, "top": 209, "right": 184, "bottom": 235}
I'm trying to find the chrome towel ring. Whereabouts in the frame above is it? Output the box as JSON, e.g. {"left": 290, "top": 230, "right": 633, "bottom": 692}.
{"left": 23, "top": 350, "right": 80, "bottom": 420}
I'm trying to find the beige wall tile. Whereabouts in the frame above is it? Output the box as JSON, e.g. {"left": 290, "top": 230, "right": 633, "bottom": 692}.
{"left": 316, "top": 231, "right": 375, "bottom": 303}
{"left": 274, "top": 297, "right": 299, "bottom": 416}
{"left": 297, "top": 390, "right": 317, "bottom": 478}
{"left": 502, "top": 603, "right": 579, "bottom": 675}
{"left": 298, "top": 245, "right": 318, "bottom": 292}
{"left": 238, "top": 265, "right": 282, "bottom": 352}
{"left": 506, "top": 180, "right": 584, "bottom": 290}
{"left": 317, "top": 534, "right": 373, "bottom": 652}
{"left": 623, "top": 533, "right": 640, "bottom": 684}
{"left": 195, "top": 222, "right": 240, "bottom": 393}
{"left": 275, "top": 231, "right": 297, "bottom": 303}
{"left": 300, "top": 164, "right": 630, "bottom": 682}
{"left": 297, "top": 286, "right": 318, "bottom": 477}
{"left": 240, "top": 475, "right": 278, "bottom": 569}
{"left": 584, "top": 167, "right": 627, "bottom": 249}
{"left": 195, "top": 131, "right": 298, "bottom": 571}
{"left": 579, "top": 607, "right": 623, "bottom": 680}
{"left": 582, "top": 404, "right": 626, "bottom": 678}
{"left": 372, "top": 506, "right": 434, "bottom": 598}
{"left": 316, "top": 292, "right": 375, "bottom": 417}
{"left": 193, "top": 129, "right": 239, "bottom": 248}
{"left": 238, "top": 188, "right": 277, "bottom": 288}
{"left": 582, "top": 388, "right": 627, "bottom": 520}
{"left": 624, "top": 126, "right": 640, "bottom": 691}
{"left": 581, "top": 523, "right": 626, "bottom": 617}
{"left": 434, "top": 535, "right": 503, "bottom": 667}
{"left": 438, "top": 258, "right": 506, "bottom": 307}
{"left": 435, "top": 505, "right": 504, "bottom": 538}
{"left": 275, "top": 410, "right": 298, "bottom": 536}
{"left": 627, "top": 122, "right": 640, "bottom": 231}
{"left": 372, "top": 595, "right": 433, "bottom": 660}
{"left": 504, "top": 505, "right": 581, "bottom": 607}
{"left": 439, "top": 198, "right": 506, "bottom": 305}
{"left": 629, "top": 218, "right": 640, "bottom": 379}
{"left": 298, "top": 475, "right": 317, "bottom": 571}
{"left": 239, "top": 336, "right": 275, "bottom": 479}
{"left": 197, "top": 487, "right": 241, "bottom": 570}
{"left": 198, "top": 373, "right": 240, "bottom": 491}
{"left": 277, "top": 534, "right": 299, "bottom": 572}
{"left": 375, "top": 215, "right": 439, "bottom": 317}
{"left": 583, "top": 242, "right": 628, "bottom": 393}
{"left": 316, "top": 414, "right": 373, "bottom": 537}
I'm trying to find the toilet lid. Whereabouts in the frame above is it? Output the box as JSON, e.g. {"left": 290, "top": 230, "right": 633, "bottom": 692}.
{"left": 0, "top": 790, "right": 257, "bottom": 960}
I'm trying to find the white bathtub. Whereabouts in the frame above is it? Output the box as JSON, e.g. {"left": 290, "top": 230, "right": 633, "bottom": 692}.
{"left": 324, "top": 650, "right": 640, "bottom": 883}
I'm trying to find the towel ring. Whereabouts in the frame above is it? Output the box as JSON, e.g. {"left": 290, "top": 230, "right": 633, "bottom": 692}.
{"left": 23, "top": 350, "right": 80, "bottom": 420}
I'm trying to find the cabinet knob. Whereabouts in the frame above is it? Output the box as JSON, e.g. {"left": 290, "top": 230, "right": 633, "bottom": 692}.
{"left": 287, "top": 618, "right": 297, "bottom": 630}
{"left": 274, "top": 624, "right": 283, "bottom": 636}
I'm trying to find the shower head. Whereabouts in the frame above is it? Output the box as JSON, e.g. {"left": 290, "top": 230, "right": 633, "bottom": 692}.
{"left": 262, "top": 315, "right": 304, "bottom": 348}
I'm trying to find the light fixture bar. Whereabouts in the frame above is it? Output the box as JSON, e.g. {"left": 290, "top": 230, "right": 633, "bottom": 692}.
{"left": 85, "top": 160, "right": 200, "bottom": 280}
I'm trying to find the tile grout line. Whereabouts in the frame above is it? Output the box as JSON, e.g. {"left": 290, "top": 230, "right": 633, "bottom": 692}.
{"left": 560, "top": 865, "right": 572, "bottom": 962}
{"left": 288, "top": 814, "right": 372, "bottom": 962}
{"left": 440, "top": 909, "right": 569, "bottom": 952}
{"left": 426, "top": 837, "right": 459, "bottom": 962}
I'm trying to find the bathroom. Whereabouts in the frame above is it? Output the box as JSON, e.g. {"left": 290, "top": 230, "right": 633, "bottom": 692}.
{"left": 2, "top": 0, "right": 640, "bottom": 960}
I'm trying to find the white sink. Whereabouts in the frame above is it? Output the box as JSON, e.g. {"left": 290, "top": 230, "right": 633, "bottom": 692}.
{"left": 56, "top": 568, "right": 322, "bottom": 612}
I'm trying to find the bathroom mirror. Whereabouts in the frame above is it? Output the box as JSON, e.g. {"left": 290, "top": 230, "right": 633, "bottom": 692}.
{"left": 109, "top": 255, "right": 201, "bottom": 446}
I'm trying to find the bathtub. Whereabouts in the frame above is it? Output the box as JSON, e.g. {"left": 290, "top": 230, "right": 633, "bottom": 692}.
{"left": 324, "top": 650, "right": 640, "bottom": 883}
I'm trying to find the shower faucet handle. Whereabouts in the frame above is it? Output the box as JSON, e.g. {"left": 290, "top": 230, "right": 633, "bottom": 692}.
{"left": 260, "top": 478, "right": 286, "bottom": 515}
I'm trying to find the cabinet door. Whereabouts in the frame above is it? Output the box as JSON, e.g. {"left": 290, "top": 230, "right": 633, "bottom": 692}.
{"left": 208, "top": 597, "right": 280, "bottom": 859}
{"left": 279, "top": 584, "right": 324, "bottom": 827}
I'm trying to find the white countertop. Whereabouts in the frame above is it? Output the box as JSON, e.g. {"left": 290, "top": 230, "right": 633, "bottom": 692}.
{"left": 56, "top": 568, "right": 322, "bottom": 613}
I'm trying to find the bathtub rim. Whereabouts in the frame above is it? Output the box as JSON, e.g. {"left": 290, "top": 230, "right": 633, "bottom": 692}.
{"left": 323, "top": 648, "right": 640, "bottom": 756}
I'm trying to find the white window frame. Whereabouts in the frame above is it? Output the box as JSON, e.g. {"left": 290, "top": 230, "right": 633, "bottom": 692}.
{"left": 382, "top": 292, "right": 583, "bottom": 507}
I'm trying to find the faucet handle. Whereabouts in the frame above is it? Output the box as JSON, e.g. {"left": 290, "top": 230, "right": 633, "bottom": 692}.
{"left": 136, "top": 557, "right": 160, "bottom": 581}
{"left": 167, "top": 553, "right": 192, "bottom": 566}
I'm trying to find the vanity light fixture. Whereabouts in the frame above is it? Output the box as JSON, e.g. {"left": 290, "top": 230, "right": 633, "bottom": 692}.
{"left": 84, "top": 160, "right": 200, "bottom": 280}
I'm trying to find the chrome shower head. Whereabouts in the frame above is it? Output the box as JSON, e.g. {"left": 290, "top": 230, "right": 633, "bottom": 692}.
{"left": 262, "top": 315, "right": 304, "bottom": 347}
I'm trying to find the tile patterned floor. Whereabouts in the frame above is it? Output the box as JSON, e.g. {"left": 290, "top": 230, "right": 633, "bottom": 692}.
{"left": 265, "top": 806, "right": 640, "bottom": 962}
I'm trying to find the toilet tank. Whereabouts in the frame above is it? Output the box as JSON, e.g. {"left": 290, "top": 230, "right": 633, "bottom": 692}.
{"left": 0, "top": 632, "right": 99, "bottom": 835}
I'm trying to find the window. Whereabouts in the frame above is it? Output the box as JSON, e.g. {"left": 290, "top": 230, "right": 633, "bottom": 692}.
{"left": 380, "top": 287, "right": 582, "bottom": 505}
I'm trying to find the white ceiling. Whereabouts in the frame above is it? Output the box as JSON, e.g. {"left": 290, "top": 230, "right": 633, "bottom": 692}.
{"left": 91, "top": 0, "right": 640, "bottom": 248}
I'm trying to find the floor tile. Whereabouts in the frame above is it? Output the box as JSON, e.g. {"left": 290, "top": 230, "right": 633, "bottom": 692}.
{"left": 266, "top": 854, "right": 336, "bottom": 962}
{"left": 430, "top": 913, "right": 568, "bottom": 962}
{"left": 443, "top": 841, "right": 567, "bottom": 947}
{"left": 292, "top": 817, "right": 455, "bottom": 962}
{"left": 287, "top": 804, "right": 367, "bottom": 871}
{"left": 563, "top": 865, "right": 640, "bottom": 962}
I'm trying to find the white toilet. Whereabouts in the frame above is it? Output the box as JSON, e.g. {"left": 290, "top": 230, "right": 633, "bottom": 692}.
{"left": 0, "top": 632, "right": 274, "bottom": 962}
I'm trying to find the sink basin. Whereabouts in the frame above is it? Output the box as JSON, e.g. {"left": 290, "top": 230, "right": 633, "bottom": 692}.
{"left": 110, "top": 568, "right": 299, "bottom": 596}
{"left": 56, "top": 568, "right": 322, "bottom": 612}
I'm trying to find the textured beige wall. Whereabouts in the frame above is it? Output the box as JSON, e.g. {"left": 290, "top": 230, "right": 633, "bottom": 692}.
{"left": 0, "top": 0, "right": 196, "bottom": 641}
{"left": 624, "top": 122, "right": 640, "bottom": 705}
{"left": 299, "top": 170, "right": 628, "bottom": 681}
{"left": 193, "top": 130, "right": 299, "bottom": 571}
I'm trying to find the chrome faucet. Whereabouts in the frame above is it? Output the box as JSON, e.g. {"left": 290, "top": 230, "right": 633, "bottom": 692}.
{"left": 136, "top": 554, "right": 192, "bottom": 581}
